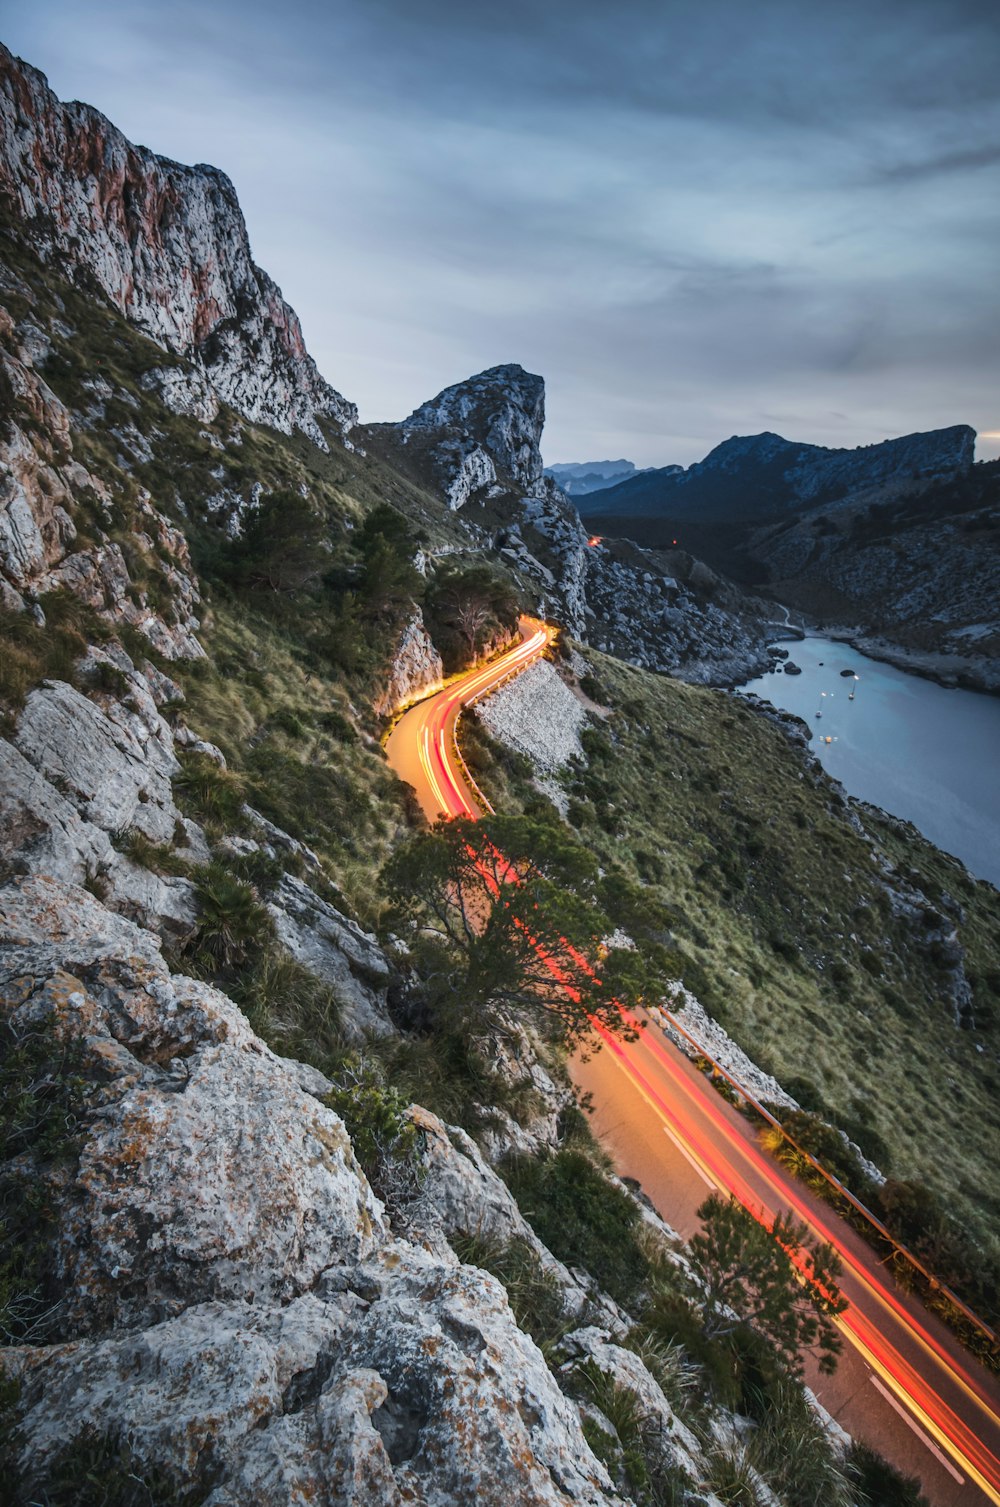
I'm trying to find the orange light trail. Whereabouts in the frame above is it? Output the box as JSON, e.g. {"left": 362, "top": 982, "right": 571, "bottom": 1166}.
{"left": 384, "top": 617, "right": 1000, "bottom": 1504}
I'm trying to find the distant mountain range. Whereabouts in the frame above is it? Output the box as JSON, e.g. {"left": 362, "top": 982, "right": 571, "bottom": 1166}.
{"left": 544, "top": 459, "right": 657, "bottom": 495}
{"left": 574, "top": 428, "right": 976, "bottom": 523}
{"left": 575, "top": 425, "right": 999, "bottom": 689}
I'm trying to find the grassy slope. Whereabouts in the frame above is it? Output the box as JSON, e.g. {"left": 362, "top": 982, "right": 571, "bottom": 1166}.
{"left": 5, "top": 212, "right": 1000, "bottom": 1270}
{"left": 597, "top": 657, "right": 1000, "bottom": 1257}
{"left": 467, "top": 651, "right": 1000, "bottom": 1265}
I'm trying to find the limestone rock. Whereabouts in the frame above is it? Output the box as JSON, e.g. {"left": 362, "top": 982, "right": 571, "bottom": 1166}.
{"left": 140, "top": 363, "right": 220, "bottom": 423}
{"left": 268, "top": 872, "right": 394, "bottom": 1040}
{"left": 560, "top": 1327, "right": 710, "bottom": 1491}
{"left": 0, "top": 874, "right": 385, "bottom": 1333}
{"left": 0, "top": 44, "right": 356, "bottom": 448}
{"left": 373, "top": 608, "right": 444, "bottom": 716}
{"left": 398, "top": 365, "right": 546, "bottom": 498}
{"left": 0, "top": 307, "right": 205, "bottom": 659}
{"left": 15, "top": 679, "right": 182, "bottom": 844}
{"left": 0, "top": 878, "right": 628, "bottom": 1507}
{"left": 378, "top": 364, "right": 775, "bottom": 685}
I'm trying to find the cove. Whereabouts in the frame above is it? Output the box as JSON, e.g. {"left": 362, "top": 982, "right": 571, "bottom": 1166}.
{"left": 737, "top": 635, "right": 1000, "bottom": 888}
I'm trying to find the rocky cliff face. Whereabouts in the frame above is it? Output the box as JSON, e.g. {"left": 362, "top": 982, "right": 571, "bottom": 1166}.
{"left": 373, "top": 609, "right": 445, "bottom": 717}
{"left": 0, "top": 304, "right": 205, "bottom": 658}
{"left": 0, "top": 876, "right": 642, "bottom": 1506}
{"left": 0, "top": 44, "right": 355, "bottom": 447}
{"left": 397, "top": 364, "right": 546, "bottom": 506}
{"left": 370, "top": 365, "right": 777, "bottom": 684}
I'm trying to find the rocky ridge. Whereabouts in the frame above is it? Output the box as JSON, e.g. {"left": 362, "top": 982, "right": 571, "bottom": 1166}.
{"left": 373, "top": 365, "right": 779, "bottom": 685}
{"left": 0, "top": 302, "right": 204, "bottom": 657}
{"left": 1, "top": 875, "right": 650, "bottom": 1506}
{"left": 578, "top": 425, "right": 976, "bottom": 523}
{"left": 0, "top": 44, "right": 355, "bottom": 448}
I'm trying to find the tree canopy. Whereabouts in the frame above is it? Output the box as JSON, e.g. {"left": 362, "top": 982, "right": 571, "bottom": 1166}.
{"left": 424, "top": 563, "right": 520, "bottom": 671}
{"left": 382, "top": 813, "right": 657, "bottom": 1048}
{"left": 689, "top": 1193, "right": 847, "bottom": 1377}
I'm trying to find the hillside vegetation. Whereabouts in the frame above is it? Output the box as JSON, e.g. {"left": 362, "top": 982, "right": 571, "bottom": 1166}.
{"left": 463, "top": 649, "right": 1000, "bottom": 1316}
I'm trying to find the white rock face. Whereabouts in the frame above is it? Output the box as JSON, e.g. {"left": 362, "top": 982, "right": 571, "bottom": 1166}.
{"left": 440, "top": 439, "right": 498, "bottom": 510}
{"left": 399, "top": 364, "right": 546, "bottom": 502}
{"left": 15, "top": 679, "right": 182, "bottom": 844}
{"left": 477, "top": 659, "right": 586, "bottom": 777}
{"left": 560, "top": 1328, "right": 711, "bottom": 1491}
{"left": 373, "top": 608, "right": 444, "bottom": 716}
{"left": 392, "top": 362, "right": 774, "bottom": 685}
{"left": 0, "top": 308, "right": 205, "bottom": 659}
{"left": 140, "top": 364, "right": 220, "bottom": 422}
{"left": 1, "top": 876, "right": 628, "bottom": 1507}
{"left": 0, "top": 876, "right": 385, "bottom": 1332}
{"left": 268, "top": 871, "right": 395, "bottom": 1040}
{"left": 0, "top": 44, "right": 355, "bottom": 447}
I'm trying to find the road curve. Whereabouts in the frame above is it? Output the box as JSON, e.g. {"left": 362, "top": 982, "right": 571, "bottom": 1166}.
{"left": 384, "top": 617, "right": 553, "bottom": 820}
{"left": 382, "top": 624, "right": 1000, "bottom": 1505}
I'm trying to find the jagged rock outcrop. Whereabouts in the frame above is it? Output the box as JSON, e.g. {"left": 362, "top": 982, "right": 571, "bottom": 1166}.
{"left": 375, "top": 365, "right": 776, "bottom": 684}
{"left": 1, "top": 876, "right": 384, "bottom": 1332}
{"left": 0, "top": 874, "right": 635, "bottom": 1506}
{"left": 0, "top": 645, "right": 397, "bottom": 1031}
{"left": 373, "top": 608, "right": 444, "bottom": 716}
{"left": 0, "top": 650, "right": 203, "bottom": 935}
{"left": 397, "top": 365, "right": 546, "bottom": 504}
{"left": 0, "top": 302, "right": 205, "bottom": 657}
{"left": 267, "top": 871, "right": 394, "bottom": 1040}
{"left": 0, "top": 44, "right": 356, "bottom": 447}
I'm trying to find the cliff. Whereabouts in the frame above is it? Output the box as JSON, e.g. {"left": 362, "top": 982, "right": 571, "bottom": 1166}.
{"left": 366, "top": 365, "right": 779, "bottom": 685}
{"left": 0, "top": 44, "right": 355, "bottom": 447}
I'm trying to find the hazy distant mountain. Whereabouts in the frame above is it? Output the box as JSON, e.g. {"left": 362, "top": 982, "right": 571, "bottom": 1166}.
{"left": 545, "top": 458, "right": 659, "bottom": 495}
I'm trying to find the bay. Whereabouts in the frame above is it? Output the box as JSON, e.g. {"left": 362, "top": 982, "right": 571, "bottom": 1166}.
{"left": 737, "top": 635, "right": 1000, "bottom": 888}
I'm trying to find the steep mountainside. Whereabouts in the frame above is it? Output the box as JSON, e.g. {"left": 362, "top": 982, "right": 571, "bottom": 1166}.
{"left": 0, "top": 43, "right": 355, "bottom": 446}
{"left": 1, "top": 43, "right": 997, "bottom": 1506}
{"left": 578, "top": 426, "right": 976, "bottom": 524}
{"left": 366, "top": 369, "right": 780, "bottom": 684}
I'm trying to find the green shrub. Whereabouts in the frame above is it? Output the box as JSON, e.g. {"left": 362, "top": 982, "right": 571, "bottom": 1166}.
{"left": 847, "top": 1440, "right": 929, "bottom": 1507}
{"left": 14, "top": 1427, "right": 208, "bottom": 1506}
{"left": 324, "top": 1054, "right": 418, "bottom": 1202}
{"left": 229, "top": 943, "right": 344, "bottom": 1071}
{"left": 452, "top": 1234, "right": 567, "bottom": 1351}
{"left": 173, "top": 751, "right": 245, "bottom": 829}
{"left": 190, "top": 864, "right": 273, "bottom": 968}
{"left": 500, "top": 1149, "right": 649, "bottom": 1306}
{"left": 0, "top": 1019, "right": 90, "bottom": 1344}
{"left": 112, "top": 827, "right": 192, "bottom": 878}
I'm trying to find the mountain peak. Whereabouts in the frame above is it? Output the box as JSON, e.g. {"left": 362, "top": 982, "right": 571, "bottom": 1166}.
{"left": 397, "top": 364, "right": 547, "bottom": 507}
{"left": 0, "top": 42, "right": 355, "bottom": 448}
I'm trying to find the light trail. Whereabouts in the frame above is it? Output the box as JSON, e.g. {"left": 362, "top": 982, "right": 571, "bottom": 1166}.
{"left": 384, "top": 619, "right": 1000, "bottom": 1504}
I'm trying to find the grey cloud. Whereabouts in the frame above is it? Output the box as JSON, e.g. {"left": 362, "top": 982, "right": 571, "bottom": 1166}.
{"left": 875, "top": 142, "right": 1000, "bottom": 182}
{"left": 4, "top": 0, "right": 999, "bottom": 466}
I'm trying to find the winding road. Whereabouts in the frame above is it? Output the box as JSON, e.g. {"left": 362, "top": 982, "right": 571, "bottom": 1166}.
{"left": 383, "top": 621, "right": 1000, "bottom": 1506}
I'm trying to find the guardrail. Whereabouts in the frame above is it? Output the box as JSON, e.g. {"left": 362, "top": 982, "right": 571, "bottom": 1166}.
{"left": 453, "top": 652, "right": 543, "bottom": 817}
{"left": 649, "top": 1002, "right": 999, "bottom": 1353}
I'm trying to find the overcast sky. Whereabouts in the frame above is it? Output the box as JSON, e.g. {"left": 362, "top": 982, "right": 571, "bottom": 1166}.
{"left": 5, "top": 0, "right": 1000, "bottom": 465}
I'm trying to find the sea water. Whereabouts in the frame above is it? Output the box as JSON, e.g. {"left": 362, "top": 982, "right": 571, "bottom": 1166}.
{"left": 737, "top": 636, "right": 1000, "bottom": 888}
